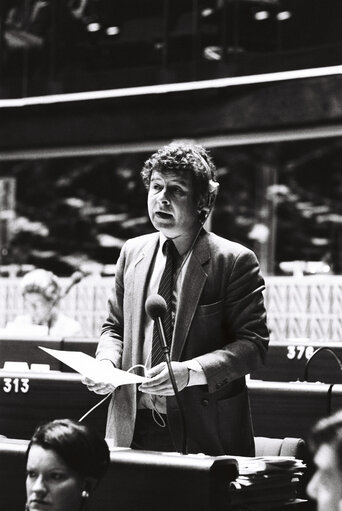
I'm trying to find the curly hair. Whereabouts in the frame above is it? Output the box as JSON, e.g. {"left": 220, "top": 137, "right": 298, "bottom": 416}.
{"left": 21, "top": 269, "right": 61, "bottom": 303}
{"left": 141, "top": 141, "right": 218, "bottom": 209}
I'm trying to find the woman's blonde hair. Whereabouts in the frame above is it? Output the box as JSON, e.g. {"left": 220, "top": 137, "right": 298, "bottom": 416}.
{"left": 21, "top": 269, "right": 61, "bottom": 303}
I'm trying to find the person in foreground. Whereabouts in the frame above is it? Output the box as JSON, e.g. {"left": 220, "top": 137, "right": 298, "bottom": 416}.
{"left": 85, "top": 141, "right": 269, "bottom": 455}
{"left": 6, "top": 269, "right": 82, "bottom": 337}
{"left": 307, "top": 410, "right": 342, "bottom": 511}
{"left": 25, "top": 418, "right": 110, "bottom": 511}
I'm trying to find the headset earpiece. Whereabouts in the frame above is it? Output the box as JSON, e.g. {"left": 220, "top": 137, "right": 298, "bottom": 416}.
{"left": 208, "top": 179, "right": 220, "bottom": 196}
{"left": 199, "top": 179, "right": 220, "bottom": 223}
{"left": 191, "top": 145, "right": 220, "bottom": 223}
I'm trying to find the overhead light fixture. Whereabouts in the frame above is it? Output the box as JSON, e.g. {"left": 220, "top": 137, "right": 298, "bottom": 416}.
{"left": 203, "top": 46, "right": 221, "bottom": 61}
{"left": 87, "top": 22, "right": 101, "bottom": 32}
{"left": 106, "top": 26, "right": 120, "bottom": 36}
{"left": 277, "top": 11, "right": 291, "bottom": 21}
{"left": 201, "top": 8, "right": 213, "bottom": 17}
{"left": 254, "top": 11, "right": 270, "bottom": 21}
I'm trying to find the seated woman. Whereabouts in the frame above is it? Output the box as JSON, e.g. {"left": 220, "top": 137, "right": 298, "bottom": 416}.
{"left": 6, "top": 269, "right": 82, "bottom": 337}
{"left": 25, "top": 418, "right": 110, "bottom": 511}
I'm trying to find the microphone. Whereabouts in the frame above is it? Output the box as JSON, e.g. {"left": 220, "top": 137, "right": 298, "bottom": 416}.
{"left": 47, "top": 271, "right": 84, "bottom": 335}
{"left": 304, "top": 347, "right": 342, "bottom": 383}
{"left": 145, "top": 294, "right": 169, "bottom": 358}
{"left": 62, "top": 270, "right": 84, "bottom": 299}
{"left": 145, "top": 294, "right": 167, "bottom": 319}
{"left": 145, "top": 293, "right": 188, "bottom": 455}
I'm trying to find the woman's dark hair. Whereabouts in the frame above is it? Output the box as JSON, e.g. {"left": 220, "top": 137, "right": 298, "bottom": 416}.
{"left": 26, "top": 419, "right": 110, "bottom": 482}
{"left": 308, "top": 410, "right": 342, "bottom": 471}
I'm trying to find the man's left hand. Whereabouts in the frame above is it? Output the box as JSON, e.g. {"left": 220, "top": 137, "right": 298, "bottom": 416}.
{"left": 139, "top": 362, "right": 189, "bottom": 395}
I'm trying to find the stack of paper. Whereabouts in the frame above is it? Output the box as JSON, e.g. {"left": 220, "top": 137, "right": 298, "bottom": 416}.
{"left": 229, "top": 456, "right": 306, "bottom": 510}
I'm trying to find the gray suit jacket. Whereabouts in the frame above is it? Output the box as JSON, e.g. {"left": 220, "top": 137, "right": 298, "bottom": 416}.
{"left": 97, "top": 229, "right": 269, "bottom": 455}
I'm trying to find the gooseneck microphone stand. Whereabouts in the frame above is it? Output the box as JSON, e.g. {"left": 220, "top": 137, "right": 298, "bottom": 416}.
{"left": 304, "top": 346, "right": 342, "bottom": 415}
{"left": 47, "top": 271, "right": 84, "bottom": 334}
{"left": 145, "top": 294, "right": 188, "bottom": 455}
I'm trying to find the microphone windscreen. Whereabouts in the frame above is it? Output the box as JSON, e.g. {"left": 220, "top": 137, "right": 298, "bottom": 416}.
{"left": 71, "top": 270, "right": 84, "bottom": 284}
{"left": 145, "top": 294, "right": 167, "bottom": 320}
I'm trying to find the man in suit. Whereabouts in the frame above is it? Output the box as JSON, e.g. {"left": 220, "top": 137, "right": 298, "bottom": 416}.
{"left": 85, "top": 141, "right": 269, "bottom": 455}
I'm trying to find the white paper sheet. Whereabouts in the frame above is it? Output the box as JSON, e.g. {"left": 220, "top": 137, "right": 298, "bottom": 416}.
{"left": 39, "top": 346, "right": 148, "bottom": 386}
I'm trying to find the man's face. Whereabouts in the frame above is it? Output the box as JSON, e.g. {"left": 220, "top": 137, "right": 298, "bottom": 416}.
{"left": 147, "top": 169, "right": 200, "bottom": 240}
{"left": 307, "top": 443, "right": 342, "bottom": 511}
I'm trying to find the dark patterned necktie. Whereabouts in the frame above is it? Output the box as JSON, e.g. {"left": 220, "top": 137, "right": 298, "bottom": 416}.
{"left": 151, "top": 239, "right": 176, "bottom": 367}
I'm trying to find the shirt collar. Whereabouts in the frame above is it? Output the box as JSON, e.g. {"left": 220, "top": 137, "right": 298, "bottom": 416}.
{"left": 158, "top": 232, "right": 175, "bottom": 256}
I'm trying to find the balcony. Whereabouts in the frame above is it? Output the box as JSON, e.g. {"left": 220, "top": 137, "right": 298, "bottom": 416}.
{"left": 1, "top": 0, "right": 342, "bottom": 99}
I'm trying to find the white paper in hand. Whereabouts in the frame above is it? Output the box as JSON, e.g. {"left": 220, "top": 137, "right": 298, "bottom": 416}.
{"left": 39, "top": 346, "right": 148, "bottom": 387}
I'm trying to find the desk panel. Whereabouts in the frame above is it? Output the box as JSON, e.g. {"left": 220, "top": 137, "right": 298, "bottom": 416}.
{"left": 2, "top": 367, "right": 342, "bottom": 458}
{"left": 95, "top": 450, "right": 238, "bottom": 511}
{"left": 0, "top": 439, "right": 311, "bottom": 511}
{"left": 0, "top": 370, "right": 107, "bottom": 439}
{"left": 0, "top": 438, "right": 27, "bottom": 510}
{"left": 251, "top": 341, "right": 342, "bottom": 383}
{"left": 248, "top": 380, "right": 342, "bottom": 439}
{"left": 0, "top": 337, "right": 62, "bottom": 370}
{"left": 63, "top": 337, "right": 97, "bottom": 357}
{"left": 0, "top": 438, "right": 238, "bottom": 511}
{"left": 0, "top": 337, "right": 97, "bottom": 371}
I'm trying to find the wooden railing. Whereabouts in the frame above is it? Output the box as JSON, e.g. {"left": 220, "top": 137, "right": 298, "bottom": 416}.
{"left": 1, "top": 275, "right": 342, "bottom": 340}
{"left": 264, "top": 276, "right": 342, "bottom": 342}
{"left": 0, "top": 276, "right": 112, "bottom": 338}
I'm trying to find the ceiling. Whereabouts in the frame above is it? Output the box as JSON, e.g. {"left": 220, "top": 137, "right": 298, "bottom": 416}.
{"left": 1, "top": 0, "right": 342, "bottom": 98}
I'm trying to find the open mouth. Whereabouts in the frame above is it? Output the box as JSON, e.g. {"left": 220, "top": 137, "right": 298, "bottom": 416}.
{"left": 155, "top": 211, "right": 172, "bottom": 219}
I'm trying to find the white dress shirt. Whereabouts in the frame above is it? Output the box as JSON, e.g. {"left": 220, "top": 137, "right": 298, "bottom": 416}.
{"left": 138, "top": 233, "right": 206, "bottom": 412}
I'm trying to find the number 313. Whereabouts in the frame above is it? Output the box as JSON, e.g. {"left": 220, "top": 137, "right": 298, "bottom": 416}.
{"left": 2, "top": 377, "right": 30, "bottom": 393}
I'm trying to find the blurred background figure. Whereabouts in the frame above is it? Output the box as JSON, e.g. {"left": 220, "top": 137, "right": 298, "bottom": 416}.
{"left": 5, "top": 269, "right": 82, "bottom": 336}
{"left": 307, "top": 410, "right": 342, "bottom": 511}
{"left": 25, "top": 418, "right": 110, "bottom": 511}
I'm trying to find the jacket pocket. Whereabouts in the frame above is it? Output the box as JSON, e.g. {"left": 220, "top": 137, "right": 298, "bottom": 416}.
{"left": 197, "top": 300, "right": 223, "bottom": 317}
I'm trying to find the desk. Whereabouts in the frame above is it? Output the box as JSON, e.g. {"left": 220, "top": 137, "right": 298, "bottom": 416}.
{"left": 0, "top": 438, "right": 310, "bottom": 511}
{"left": 0, "top": 438, "right": 237, "bottom": 511}
{"left": 251, "top": 340, "right": 342, "bottom": 383}
{"left": 0, "top": 438, "right": 27, "bottom": 510}
{"left": 248, "top": 379, "right": 342, "bottom": 439}
{"left": 95, "top": 449, "right": 238, "bottom": 511}
{"left": 0, "top": 336, "right": 97, "bottom": 371}
{"left": 1, "top": 368, "right": 341, "bottom": 444}
{"left": 0, "top": 370, "right": 106, "bottom": 438}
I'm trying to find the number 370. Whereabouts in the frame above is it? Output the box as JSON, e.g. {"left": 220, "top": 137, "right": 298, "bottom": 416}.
{"left": 287, "top": 345, "right": 314, "bottom": 360}
{"left": 2, "top": 377, "right": 30, "bottom": 393}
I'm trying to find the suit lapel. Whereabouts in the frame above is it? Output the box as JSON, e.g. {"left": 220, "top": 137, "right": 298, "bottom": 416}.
{"left": 131, "top": 233, "right": 159, "bottom": 364}
{"left": 172, "top": 231, "right": 211, "bottom": 360}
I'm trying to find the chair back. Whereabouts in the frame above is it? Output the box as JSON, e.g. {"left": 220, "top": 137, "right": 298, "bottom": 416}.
{"left": 255, "top": 436, "right": 306, "bottom": 458}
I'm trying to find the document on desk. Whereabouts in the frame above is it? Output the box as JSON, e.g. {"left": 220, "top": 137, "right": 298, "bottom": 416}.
{"left": 39, "top": 346, "right": 149, "bottom": 386}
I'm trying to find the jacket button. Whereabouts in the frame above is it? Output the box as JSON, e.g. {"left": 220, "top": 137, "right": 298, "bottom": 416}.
{"left": 202, "top": 399, "right": 209, "bottom": 406}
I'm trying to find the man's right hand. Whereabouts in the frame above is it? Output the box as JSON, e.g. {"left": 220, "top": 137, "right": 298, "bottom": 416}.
{"left": 82, "top": 360, "right": 116, "bottom": 395}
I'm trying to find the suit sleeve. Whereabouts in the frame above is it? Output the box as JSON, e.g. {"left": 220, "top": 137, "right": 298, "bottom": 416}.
{"left": 194, "top": 248, "right": 269, "bottom": 393}
{"left": 95, "top": 244, "right": 126, "bottom": 368}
